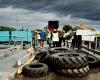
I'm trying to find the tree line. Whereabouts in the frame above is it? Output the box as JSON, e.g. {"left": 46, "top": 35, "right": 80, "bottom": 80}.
{"left": 0, "top": 26, "right": 16, "bottom": 31}
{"left": 63, "top": 25, "right": 79, "bottom": 32}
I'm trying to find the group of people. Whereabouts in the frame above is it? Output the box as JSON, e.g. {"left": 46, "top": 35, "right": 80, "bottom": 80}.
{"left": 47, "top": 29, "right": 82, "bottom": 50}
{"left": 47, "top": 29, "right": 74, "bottom": 48}
{"left": 35, "top": 29, "right": 82, "bottom": 51}
{"left": 36, "top": 30, "right": 46, "bottom": 48}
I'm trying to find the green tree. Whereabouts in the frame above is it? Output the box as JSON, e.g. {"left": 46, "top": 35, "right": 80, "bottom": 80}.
{"left": 72, "top": 26, "right": 79, "bottom": 31}
{"left": 0, "top": 26, "right": 16, "bottom": 31}
{"left": 63, "top": 25, "right": 72, "bottom": 32}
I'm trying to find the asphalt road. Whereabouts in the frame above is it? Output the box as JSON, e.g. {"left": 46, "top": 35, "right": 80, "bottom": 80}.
{"left": 0, "top": 49, "right": 28, "bottom": 80}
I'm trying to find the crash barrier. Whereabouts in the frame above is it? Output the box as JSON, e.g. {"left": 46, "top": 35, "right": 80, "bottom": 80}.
{"left": 81, "top": 46, "right": 100, "bottom": 59}
{"left": 0, "top": 44, "right": 23, "bottom": 58}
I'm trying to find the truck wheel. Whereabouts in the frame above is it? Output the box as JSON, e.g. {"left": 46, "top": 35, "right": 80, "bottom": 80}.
{"left": 50, "top": 53, "right": 88, "bottom": 69}
{"left": 56, "top": 66, "right": 89, "bottom": 77}
{"left": 22, "top": 63, "right": 48, "bottom": 78}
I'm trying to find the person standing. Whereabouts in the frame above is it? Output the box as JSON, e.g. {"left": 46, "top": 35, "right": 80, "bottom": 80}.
{"left": 47, "top": 31, "right": 51, "bottom": 47}
{"left": 39, "top": 30, "right": 46, "bottom": 47}
{"left": 63, "top": 30, "right": 71, "bottom": 47}
{"left": 63, "top": 31, "right": 67, "bottom": 46}
{"left": 67, "top": 30, "right": 73, "bottom": 48}
{"left": 67, "top": 36, "right": 73, "bottom": 48}
{"left": 37, "top": 32, "right": 41, "bottom": 47}
{"left": 51, "top": 29, "right": 59, "bottom": 47}
{"left": 72, "top": 32, "right": 77, "bottom": 49}
{"left": 58, "top": 30, "right": 63, "bottom": 47}
{"left": 77, "top": 35, "right": 82, "bottom": 52}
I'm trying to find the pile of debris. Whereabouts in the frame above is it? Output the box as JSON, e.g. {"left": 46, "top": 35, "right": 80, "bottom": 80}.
{"left": 20, "top": 47, "right": 90, "bottom": 78}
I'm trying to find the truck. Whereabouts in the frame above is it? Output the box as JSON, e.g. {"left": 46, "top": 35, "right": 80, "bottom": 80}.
{"left": 48, "top": 21, "right": 59, "bottom": 32}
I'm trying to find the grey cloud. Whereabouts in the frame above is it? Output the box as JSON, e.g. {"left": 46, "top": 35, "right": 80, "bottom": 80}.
{"left": 0, "top": 0, "right": 100, "bottom": 20}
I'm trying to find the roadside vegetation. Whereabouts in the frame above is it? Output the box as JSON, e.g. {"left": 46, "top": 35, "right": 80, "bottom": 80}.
{"left": 0, "top": 26, "right": 16, "bottom": 31}
{"left": 63, "top": 25, "right": 79, "bottom": 32}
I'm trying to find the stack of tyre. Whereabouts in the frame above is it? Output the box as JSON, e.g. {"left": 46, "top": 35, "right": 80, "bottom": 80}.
{"left": 39, "top": 47, "right": 89, "bottom": 77}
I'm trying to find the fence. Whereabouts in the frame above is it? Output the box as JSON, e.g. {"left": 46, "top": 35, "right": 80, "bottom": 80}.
{"left": 0, "top": 30, "right": 34, "bottom": 43}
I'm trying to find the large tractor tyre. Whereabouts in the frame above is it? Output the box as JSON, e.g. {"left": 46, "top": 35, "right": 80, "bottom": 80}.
{"left": 50, "top": 53, "right": 88, "bottom": 69}
{"left": 39, "top": 51, "right": 50, "bottom": 63}
{"left": 35, "top": 50, "right": 48, "bottom": 60}
{"left": 55, "top": 66, "right": 89, "bottom": 77}
{"left": 22, "top": 63, "right": 48, "bottom": 78}
{"left": 88, "top": 55, "right": 97, "bottom": 64}
{"left": 87, "top": 55, "right": 98, "bottom": 68}
{"left": 48, "top": 47, "right": 71, "bottom": 54}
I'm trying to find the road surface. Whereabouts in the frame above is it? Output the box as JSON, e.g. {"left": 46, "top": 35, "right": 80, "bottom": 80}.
{"left": 0, "top": 48, "right": 28, "bottom": 80}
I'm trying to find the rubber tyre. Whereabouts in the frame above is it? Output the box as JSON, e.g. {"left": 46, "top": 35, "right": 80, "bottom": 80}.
{"left": 22, "top": 63, "right": 48, "bottom": 78}
{"left": 39, "top": 51, "right": 50, "bottom": 63}
{"left": 35, "top": 50, "right": 48, "bottom": 60}
{"left": 88, "top": 55, "right": 97, "bottom": 64}
{"left": 48, "top": 47, "right": 70, "bottom": 54}
{"left": 55, "top": 66, "right": 89, "bottom": 77}
{"left": 50, "top": 53, "right": 88, "bottom": 69}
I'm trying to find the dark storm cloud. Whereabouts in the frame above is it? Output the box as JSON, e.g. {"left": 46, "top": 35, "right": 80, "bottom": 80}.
{"left": 0, "top": 0, "right": 100, "bottom": 20}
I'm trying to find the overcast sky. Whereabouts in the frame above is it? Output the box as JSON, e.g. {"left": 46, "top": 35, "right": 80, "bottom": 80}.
{"left": 0, "top": 0, "right": 100, "bottom": 31}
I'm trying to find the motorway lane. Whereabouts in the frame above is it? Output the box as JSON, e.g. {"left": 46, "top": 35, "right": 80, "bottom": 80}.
{"left": 0, "top": 49, "right": 28, "bottom": 80}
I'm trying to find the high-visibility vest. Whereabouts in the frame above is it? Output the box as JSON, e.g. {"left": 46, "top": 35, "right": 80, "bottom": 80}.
{"left": 52, "top": 32, "right": 59, "bottom": 41}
